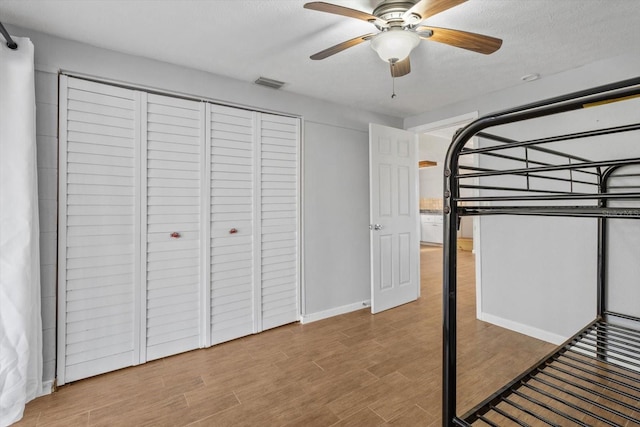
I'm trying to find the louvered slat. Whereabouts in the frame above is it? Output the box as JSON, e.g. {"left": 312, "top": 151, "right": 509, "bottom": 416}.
{"left": 144, "top": 93, "right": 202, "bottom": 361}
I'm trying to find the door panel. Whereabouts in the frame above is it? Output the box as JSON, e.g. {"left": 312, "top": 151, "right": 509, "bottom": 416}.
{"left": 144, "top": 93, "right": 202, "bottom": 361}
{"left": 260, "top": 114, "right": 299, "bottom": 330}
{"left": 209, "top": 104, "right": 256, "bottom": 345}
{"left": 58, "top": 77, "right": 139, "bottom": 384}
{"left": 369, "top": 124, "right": 420, "bottom": 314}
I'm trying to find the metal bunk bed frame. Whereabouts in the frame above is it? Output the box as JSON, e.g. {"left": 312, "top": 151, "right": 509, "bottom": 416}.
{"left": 442, "top": 77, "right": 640, "bottom": 426}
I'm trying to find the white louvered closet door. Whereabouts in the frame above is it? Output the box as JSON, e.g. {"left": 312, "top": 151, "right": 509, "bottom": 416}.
{"left": 58, "top": 77, "right": 140, "bottom": 384}
{"left": 143, "top": 94, "right": 204, "bottom": 360}
{"left": 259, "top": 114, "right": 300, "bottom": 330}
{"left": 59, "top": 76, "right": 300, "bottom": 383}
{"left": 209, "top": 105, "right": 256, "bottom": 345}
{"left": 208, "top": 109, "right": 300, "bottom": 341}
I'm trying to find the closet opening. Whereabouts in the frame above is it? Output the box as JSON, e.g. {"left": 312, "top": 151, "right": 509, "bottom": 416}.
{"left": 57, "top": 75, "right": 301, "bottom": 385}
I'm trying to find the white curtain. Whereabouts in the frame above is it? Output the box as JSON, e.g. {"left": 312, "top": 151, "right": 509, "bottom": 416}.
{"left": 0, "top": 36, "right": 43, "bottom": 426}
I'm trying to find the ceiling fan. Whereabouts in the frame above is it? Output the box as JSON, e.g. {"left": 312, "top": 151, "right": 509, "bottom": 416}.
{"left": 304, "top": 0, "right": 502, "bottom": 78}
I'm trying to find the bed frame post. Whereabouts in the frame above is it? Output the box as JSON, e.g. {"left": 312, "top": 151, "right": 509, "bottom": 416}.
{"left": 597, "top": 165, "right": 618, "bottom": 362}
{"left": 442, "top": 125, "right": 472, "bottom": 427}
{"left": 597, "top": 165, "right": 620, "bottom": 319}
{"left": 597, "top": 167, "right": 607, "bottom": 319}
{"left": 442, "top": 166, "right": 458, "bottom": 427}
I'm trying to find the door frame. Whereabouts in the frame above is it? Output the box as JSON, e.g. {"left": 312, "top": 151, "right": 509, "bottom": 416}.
{"left": 407, "top": 112, "right": 484, "bottom": 320}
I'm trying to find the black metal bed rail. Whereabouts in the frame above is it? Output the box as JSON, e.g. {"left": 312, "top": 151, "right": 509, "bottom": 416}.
{"left": 459, "top": 148, "right": 601, "bottom": 178}
{"left": 607, "top": 173, "right": 640, "bottom": 178}
{"left": 461, "top": 124, "right": 640, "bottom": 159}
{"left": 462, "top": 319, "right": 640, "bottom": 426}
{"left": 459, "top": 141, "right": 594, "bottom": 171}
{"left": 459, "top": 206, "right": 640, "bottom": 219}
{"left": 459, "top": 166, "right": 598, "bottom": 188}
{"left": 459, "top": 184, "right": 591, "bottom": 196}
{"left": 458, "top": 192, "right": 640, "bottom": 202}
{"left": 453, "top": 107, "right": 640, "bottom": 205}
{"left": 455, "top": 147, "right": 600, "bottom": 184}
{"left": 605, "top": 311, "right": 640, "bottom": 323}
{"left": 608, "top": 185, "right": 640, "bottom": 189}
{"left": 442, "top": 78, "right": 640, "bottom": 427}
{"left": 605, "top": 171, "right": 640, "bottom": 190}
{"left": 459, "top": 320, "right": 599, "bottom": 424}
{"left": 550, "top": 354, "right": 640, "bottom": 395}
{"left": 457, "top": 157, "right": 640, "bottom": 181}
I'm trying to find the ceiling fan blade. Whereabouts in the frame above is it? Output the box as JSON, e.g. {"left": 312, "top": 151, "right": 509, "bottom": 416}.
{"left": 390, "top": 57, "right": 411, "bottom": 77}
{"left": 417, "top": 26, "right": 502, "bottom": 54}
{"left": 403, "top": 0, "right": 467, "bottom": 22}
{"left": 310, "top": 34, "right": 376, "bottom": 60}
{"left": 304, "top": 2, "right": 378, "bottom": 22}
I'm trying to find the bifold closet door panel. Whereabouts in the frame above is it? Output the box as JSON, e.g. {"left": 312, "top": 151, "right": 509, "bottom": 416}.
{"left": 58, "top": 77, "right": 140, "bottom": 384}
{"left": 209, "top": 105, "right": 256, "bottom": 345}
{"left": 259, "top": 114, "right": 299, "bottom": 330}
{"left": 144, "top": 94, "right": 203, "bottom": 360}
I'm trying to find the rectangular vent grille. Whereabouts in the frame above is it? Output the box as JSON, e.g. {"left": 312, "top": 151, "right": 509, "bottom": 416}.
{"left": 254, "top": 77, "right": 285, "bottom": 89}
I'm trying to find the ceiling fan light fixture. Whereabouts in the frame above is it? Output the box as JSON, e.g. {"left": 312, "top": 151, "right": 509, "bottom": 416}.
{"left": 370, "top": 29, "right": 420, "bottom": 63}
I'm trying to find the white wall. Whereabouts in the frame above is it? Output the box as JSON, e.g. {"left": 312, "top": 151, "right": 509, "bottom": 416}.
{"left": 7, "top": 24, "right": 402, "bottom": 387}
{"left": 405, "top": 54, "right": 640, "bottom": 131}
{"left": 303, "top": 122, "right": 371, "bottom": 318}
{"left": 405, "top": 54, "right": 640, "bottom": 343}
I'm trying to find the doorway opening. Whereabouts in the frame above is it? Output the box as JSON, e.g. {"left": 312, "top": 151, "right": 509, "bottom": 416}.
{"left": 407, "top": 112, "right": 483, "bottom": 319}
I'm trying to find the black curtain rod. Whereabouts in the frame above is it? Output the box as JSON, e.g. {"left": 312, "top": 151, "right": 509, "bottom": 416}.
{"left": 0, "top": 21, "right": 18, "bottom": 50}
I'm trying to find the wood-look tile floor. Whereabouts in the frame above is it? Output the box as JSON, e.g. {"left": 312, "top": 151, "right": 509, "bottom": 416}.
{"left": 15, "top": 247, "right": 555, "bottom": 426}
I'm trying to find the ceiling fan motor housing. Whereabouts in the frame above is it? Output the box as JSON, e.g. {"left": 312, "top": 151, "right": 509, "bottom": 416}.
{"left": 372, "top": 0, "right": 422, "bottom": 28}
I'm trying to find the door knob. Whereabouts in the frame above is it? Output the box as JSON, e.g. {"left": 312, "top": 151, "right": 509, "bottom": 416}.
{"left": 373, "top": 224, "right": 383, "bottom": 230}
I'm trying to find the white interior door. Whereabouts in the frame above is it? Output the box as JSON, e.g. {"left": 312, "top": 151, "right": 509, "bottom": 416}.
{"left": 369, "top": 123, "right": 420, "bottom": 314}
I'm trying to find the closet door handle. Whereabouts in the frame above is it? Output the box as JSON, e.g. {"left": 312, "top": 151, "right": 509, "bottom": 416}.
{"left": 170, "top": 232, "right": 181, "bottom": 239}
{"left": 229, "top": 228, "right": 238, "bottom": 234}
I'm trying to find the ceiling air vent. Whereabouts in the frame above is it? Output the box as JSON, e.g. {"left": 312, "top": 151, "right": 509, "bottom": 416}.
{"left": 254, "top": 76, "right": 285, "bottom": 89}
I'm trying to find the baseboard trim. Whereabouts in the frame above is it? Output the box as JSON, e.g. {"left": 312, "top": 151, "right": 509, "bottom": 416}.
{"left": 301, "top": 300, "right": 370, "bottom": 324}
{"left": 479, "top": 312, "right": 567, "bottom": 345}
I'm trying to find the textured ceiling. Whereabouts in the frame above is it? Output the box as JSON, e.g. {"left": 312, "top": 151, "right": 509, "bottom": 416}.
{"left": 1, "top": 0, "right": 639, "bottom": 118}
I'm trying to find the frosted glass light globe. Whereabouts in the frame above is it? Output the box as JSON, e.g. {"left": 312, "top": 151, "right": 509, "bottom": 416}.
{"left": 370, "top": 30, "right": 420, "bottom": 63}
